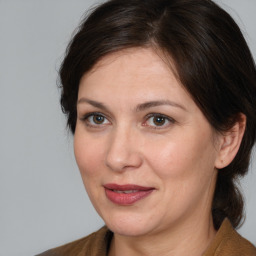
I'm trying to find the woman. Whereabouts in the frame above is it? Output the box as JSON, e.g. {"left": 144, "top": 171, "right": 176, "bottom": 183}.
{"left": 37, "top": 0, "right": 256, "bottom": 255}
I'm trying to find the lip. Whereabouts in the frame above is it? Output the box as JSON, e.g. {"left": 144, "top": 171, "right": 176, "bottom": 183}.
{"left": 104, "top": 184, "right": 155, "bottom": 205}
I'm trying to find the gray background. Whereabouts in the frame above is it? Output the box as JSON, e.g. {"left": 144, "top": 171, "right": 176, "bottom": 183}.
{"left": 0, "top": 0, "right": 255, "bottom": 255}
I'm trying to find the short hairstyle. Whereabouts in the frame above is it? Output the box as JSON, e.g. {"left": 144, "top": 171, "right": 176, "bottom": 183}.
{"left": 59, "top": 0, "right": 256, "bottom": 229}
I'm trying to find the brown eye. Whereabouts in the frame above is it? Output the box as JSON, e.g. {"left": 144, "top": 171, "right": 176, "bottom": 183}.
{"left": 93, "top": 115, "right": 105, "bottom": 124}
{"left": 84, "top": 113, "right": 110, "bottom": 127}
{"left": 144, "top": 114, "right": 175, "bottom": 129}
{"left": 153, "top": 116, "right": 166, "bottom": 126}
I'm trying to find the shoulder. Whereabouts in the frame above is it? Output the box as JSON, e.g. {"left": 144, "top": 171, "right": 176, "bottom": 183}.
{"left": 35, "top": 226, "right": 112, "bottom": 256}
{"left": 204, "top": 219, "right": 256, "bottom": 256}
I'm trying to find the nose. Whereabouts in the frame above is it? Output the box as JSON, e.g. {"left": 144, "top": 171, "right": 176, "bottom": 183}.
{"left": 105, "top": 127, "right": 143, "bottom": 172}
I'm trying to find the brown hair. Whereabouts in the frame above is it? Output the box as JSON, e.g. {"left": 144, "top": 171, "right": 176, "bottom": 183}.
{"left": 59, "top": 0, "right": 256, "bottom": 229}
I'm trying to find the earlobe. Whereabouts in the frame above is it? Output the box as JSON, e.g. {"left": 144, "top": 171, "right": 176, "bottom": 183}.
{"left": 215, "top": 114, "right": 246, "bottom": 169}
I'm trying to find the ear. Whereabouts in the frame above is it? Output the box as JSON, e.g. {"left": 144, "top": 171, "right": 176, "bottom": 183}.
{"left": 215, "top": 114, "right": 246, "bottom": 169}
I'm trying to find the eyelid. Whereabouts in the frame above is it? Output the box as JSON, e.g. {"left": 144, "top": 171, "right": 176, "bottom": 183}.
{"left": 79, "top": 112, "right": 111, "bottom": 127}
{"left": 143, "top": 113, "right": 175, "bottom": 129}
{"left": 79, "top": 111, "right": 175, "bottom": 129}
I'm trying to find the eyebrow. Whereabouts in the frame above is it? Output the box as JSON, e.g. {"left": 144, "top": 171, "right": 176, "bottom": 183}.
{"left": 77, "top": 98, "right": 108, "bottom": 111}
{"left": 135, "top": 100, "right": 187, "bottom": 112}
{"left": 77, "top": 98, "right": 186, "bottom": 112}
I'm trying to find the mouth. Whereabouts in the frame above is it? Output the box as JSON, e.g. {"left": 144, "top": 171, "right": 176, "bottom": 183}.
{"left": 103, "top": 184, "right": 155, "bottom": 205}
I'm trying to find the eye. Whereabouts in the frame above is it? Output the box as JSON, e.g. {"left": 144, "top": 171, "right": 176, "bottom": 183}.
{"left": 90, "top": 114, "right": 106, "bottom": 124}
{"left": 81, "top": 112, "right": 111, "bottom": 127}
{"left": 144, "top": 114, "right": 175, "bottom": 128}
{"left": 151, "top": 116, "right": 166, "bottom": 126}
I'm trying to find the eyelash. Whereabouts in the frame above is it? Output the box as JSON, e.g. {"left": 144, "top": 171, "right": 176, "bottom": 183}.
{"left": 80, "top": 112, "right": 175, "bottom": 129}
{"left": 143, "top": 113, "right": 175, "bottom": 129}
{"left": 80, "top": 112, "right": 111, "bottom": 128}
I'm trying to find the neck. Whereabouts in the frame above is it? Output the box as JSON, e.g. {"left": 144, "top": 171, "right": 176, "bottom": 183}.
{"left": 108, "top": 215, "right": 216, "bottom": 256}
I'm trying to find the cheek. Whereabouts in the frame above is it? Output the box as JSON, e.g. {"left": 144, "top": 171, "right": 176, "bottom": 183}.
{"left": 74, "top": 131, "right": 105, "bottom": 178}
{"left": 144, "top": 136, "right": 217, "bottom": 215}
{"left": 143, "top": 132, "right": 217, "bottom": 181}
{"left": 73, "top": 132, "right": 106, "bottom": 206}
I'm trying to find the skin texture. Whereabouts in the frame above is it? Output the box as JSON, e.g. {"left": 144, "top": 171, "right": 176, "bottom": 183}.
{"left": 74, "top": 48, "right": 245, "bottom": 256}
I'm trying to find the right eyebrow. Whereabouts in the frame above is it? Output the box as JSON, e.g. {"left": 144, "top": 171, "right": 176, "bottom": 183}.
{"left": 77, "top": 98, "right": 109, "bottom": 111}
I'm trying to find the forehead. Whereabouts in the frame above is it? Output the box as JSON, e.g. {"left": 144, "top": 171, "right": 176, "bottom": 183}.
{"left": 87, "top": 47, "right": 178, "bottom": 79}
{"left": 79, "top": 47, "right": 178, "bottom": 93}
{"left": 78, "top": 47, "right": 198, "bottom": 113}
{"left": 80, "top": 47, "right": 181, "bottom": 89}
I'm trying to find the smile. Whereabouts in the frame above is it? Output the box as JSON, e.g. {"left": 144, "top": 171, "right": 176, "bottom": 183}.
{"left": 112, "top": 190, "right": 139, "bottom": 194}
{"left": 104, "top": 184, "right": 155, "bottom": 205}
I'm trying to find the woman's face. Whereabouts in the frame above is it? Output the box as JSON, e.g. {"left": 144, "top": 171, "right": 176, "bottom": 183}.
{"left": 74, "top": 48, "right": 221, "bottom": 237}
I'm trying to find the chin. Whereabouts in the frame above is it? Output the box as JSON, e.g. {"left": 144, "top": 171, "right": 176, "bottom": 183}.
{"left": 102, "top": 211, "right": 158, "bottom": 237}
{"left": 108, "top": 222, "right": 151, "bottom": 237}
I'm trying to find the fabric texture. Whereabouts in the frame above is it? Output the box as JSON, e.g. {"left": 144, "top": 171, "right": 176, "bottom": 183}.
{"left": 36, "top": 219, "right": 256, "bottom": 256}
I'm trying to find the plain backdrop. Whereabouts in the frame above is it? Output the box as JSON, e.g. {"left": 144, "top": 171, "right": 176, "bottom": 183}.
{"left": 0, "top": 0, "right": 255, "bottom": 255}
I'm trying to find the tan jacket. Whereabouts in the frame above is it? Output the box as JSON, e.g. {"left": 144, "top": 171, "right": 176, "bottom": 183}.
{"left": 36, "top": 219, "right": 256, "bottom": 256}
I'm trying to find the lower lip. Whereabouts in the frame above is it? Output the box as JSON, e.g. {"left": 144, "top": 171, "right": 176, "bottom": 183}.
{"left": 105, "top": 189, "right": 154, "bottom": 205}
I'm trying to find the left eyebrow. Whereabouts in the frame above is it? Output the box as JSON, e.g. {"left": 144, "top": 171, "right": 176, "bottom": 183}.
{"left": 135, "top": 100, "right": 187, "bottom": 112}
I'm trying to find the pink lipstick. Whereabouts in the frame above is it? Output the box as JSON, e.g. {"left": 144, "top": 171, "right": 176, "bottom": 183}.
{"left": 104, "top": 184, "right": 155, "bottom": 205}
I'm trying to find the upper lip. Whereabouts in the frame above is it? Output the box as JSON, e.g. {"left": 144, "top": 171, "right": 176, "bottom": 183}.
{"left": 104, "top": 184, "right": 155, "bottom": 191}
